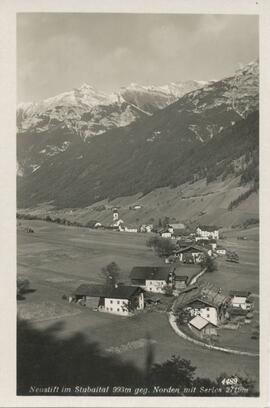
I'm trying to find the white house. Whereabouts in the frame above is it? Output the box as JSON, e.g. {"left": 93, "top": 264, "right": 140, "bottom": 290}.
{"left": 140, "top": 224, "right": 153, "bottom": 233}
{"left": 112, "top": 219, "right": 125, "bottom": 229}
{"left": 175, "top": 283, "right": 229, "bottom": 326}
{"left": 175, "top": 245, "right": 209, "bottom": 264}
{"left": 169, "top": 223, "right": 185, "bottom": 230}
{"left": 216, "top": 246, "right": 226, "bottom": 255}
{"left": 124, "top": 227, "right": 138, "bottom": 233}
{"left": 73, "top": 284, "right": 144, "bottom": 316}
{"left": 189, "top": 315, "right": 217, "bottom": 338}
{"left": 160, "top": 230, "right": 172, "bottom": 238}
{"left": 130, "top": 266, "right": 175, "bottom": 293}
{"left": 229, "top": 290, "right": 252, "bottom": 311}
{"left": 196, "top": 225, "right": 219, "bottom": 240}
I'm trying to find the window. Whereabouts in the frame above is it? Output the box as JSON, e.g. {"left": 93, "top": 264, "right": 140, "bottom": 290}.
{"left": 110, "top": 300, "right": 113, "bottom": 304}
{"left": 206, "top": 307, "right": 210, "bottom": 311}
{"left": 117, "top": 300, "right": 120, "bottom": 304}
{"left": 110, "top": 308, "right": 113, "bottom": 311}
{"left": 117, "top": 308, "right": 119, "bottom": 312}
{"left": 150, "top": 288, "right": 152, "bottom": 291}
{"left": 207, "top": 314, "right": 210, "bottom": 318}
{"left": 149, "top": 281, "right": 152, "bottom": 285}
{"left": 106, "top": 307, "right": 109, "bottom": 311}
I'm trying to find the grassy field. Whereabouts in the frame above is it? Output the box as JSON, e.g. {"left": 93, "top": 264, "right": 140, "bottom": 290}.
{"left": 17, "top": 220, "right": 259, "bottom": 387}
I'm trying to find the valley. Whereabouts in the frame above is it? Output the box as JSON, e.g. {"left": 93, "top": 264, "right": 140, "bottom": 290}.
{"left": 17, "top": 61, "right": 259, "bottom": 218}
{"left": 17, "top": 174, "right": 258, "bottom": 230}
{"left": 17, "top": 220, "right": 259, "bottom": 387}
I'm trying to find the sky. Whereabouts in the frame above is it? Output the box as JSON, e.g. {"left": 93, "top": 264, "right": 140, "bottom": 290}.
{"left": 17, "top": 13, "right": 259, "bottom": 103}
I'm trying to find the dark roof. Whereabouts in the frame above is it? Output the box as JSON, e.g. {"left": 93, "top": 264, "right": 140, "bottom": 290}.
{"left": 74, "top": 284, "right": 142, "bottom": 299}
{"left": 73, "top": 284, "right": 106, "bottom": 297}
{"left": 175, "top": 245, "right": 207, "bottom": 254}
{"left": 175, "top": 264, "right": 201, "bottom": 284}
{"left": 175, "top": 284, "right": 227, "bottom": 309}
{"left": 229, "top": 290, "right": 251, "bottom": 298}
{"left": 173, "top": 229, "right": 187, "bottom": 236}
{"left": 197, "top": 225, "right": 219, "bottom": 232}
{"left": 108, "top": 285, "right": 142, "bottom": 299}
{"left": 177, "top": 240, "right": 194, "bottom": 247}
{"left": 130, "top": 266, "right": 173, "bottom": 281}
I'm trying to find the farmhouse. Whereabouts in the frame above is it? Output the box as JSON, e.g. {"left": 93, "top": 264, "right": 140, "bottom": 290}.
{"left": 174, "top": 276, "right": 189, "bottom": 290}
{"left": 140, "top": 224, "right": 153, "bottom": 233}
{"left": 189, "top": 315, "right": 217, "bottom": 338}
{"left": 196, "top": 225, "right": 219, "bottom": 240}
{"left": 130, "top": 266, "right": 175, "bottom": 293}
{"left": 159, "top": 229, "right": 172, "bottom": 238}
{"left": 175, "top": 245, "right": 209, "bottom": 264}
{"left": 216, "top": 246, "right": 226, "bottom": 255}
{"left": 169, "top": 223, "right": 185, "bottom": 230}
{"left": 175, "top": 283, "right": 229, "bottom": 325}
{"left": 229, "top": 290, "right": 252, "bottom": 311}
{"left": 174, "top": 264, "right": 201, "bottom": 290}
{"left": 124, "top": 227, "right": 138, "bottom": 233}
{"left": 177, "top": 239, "right": 195, "bottom": 248}
{"left": 72, "top": 283, "right": 144, "bottom": 316}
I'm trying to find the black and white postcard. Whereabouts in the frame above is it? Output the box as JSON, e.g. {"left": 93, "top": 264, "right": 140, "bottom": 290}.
{"left": 0, "top": 0, "right": 269, "bottom": 407}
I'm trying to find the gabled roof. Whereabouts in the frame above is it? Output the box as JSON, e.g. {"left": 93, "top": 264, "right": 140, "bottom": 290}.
{"left": 73, "top": 284, "right": 142, "bottom": 300}
{"left": 130, "top": 266, "right": 173, "bottom": 281}
{"left": 189, "top": 315, "right": 217, "bottom": 330}
{"left": 108, "top": 285, "right": 142, "bottom": 299}
{"left": 197, "top": 225, "right": 219, "bottom": 232}
{"left": 73, "top": 284, "right": 106, "bottom": 297}
{"left": 175, "top": 245, "right": 207, "bottom": 254}
{"left": 169, "top": 223, "right": 185, "bottom": 229}
{"left": 175, "top": 284, "right": 227, "bottom": 309}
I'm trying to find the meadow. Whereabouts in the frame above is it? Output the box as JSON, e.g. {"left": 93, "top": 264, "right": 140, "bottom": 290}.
{"left": 17, "top": 220, "right": 259, "bottom": 387}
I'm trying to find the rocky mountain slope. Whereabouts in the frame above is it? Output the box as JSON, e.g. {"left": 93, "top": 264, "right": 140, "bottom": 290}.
{"left": 17, "top": 81, "right": 206, "bottom": 139}
{"left": 17, "top": 60, "right": 259, "bottom": 226}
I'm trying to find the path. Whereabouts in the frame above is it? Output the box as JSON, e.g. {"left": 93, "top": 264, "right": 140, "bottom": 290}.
{"left": 168, "top": 311, "right": 259, "bottom": 357}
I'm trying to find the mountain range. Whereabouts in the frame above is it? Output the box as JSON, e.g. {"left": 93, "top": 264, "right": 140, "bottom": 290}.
{"left": 17, "top": 80, "right": 207, "bottom": 139}
{"left": 17, "top": 60, "right": 259, "bottom": 226}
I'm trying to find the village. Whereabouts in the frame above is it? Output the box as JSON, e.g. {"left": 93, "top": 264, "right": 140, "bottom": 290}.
{"left": 41, "top": 208, "right": 255, "bottom": 350}
{"left": 17, "top": 207, "right": 259, "bottom": 388}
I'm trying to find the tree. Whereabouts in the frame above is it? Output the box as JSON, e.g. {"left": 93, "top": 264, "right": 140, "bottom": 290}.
{"left": 163, "top": 284, "right": 174, "bottom": 297}
{"left": 201, "top": 255, "right": 217, "bottom": 272}
{"left": 17, "top": 278, "right": 30, "bottom": 299}
{"left": 155, "top": 238, "right": 176, "bottom": 257}
{"left": 146, "top": 236, "right": 176, "bottom": 257}
{"left": 162, "top": 216, "right": 170, "bottom": 228}
{"left": 101, "top": 262, "right": 120, "bottom": 288}
{"left": 86, "top": 220, "right": 98, "bottom": 228}
{"left": 146, "top": 236, "right": 160, "bottom": 249}
{"left": 149, "top": 355, "right": 196, "bottom": 387}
